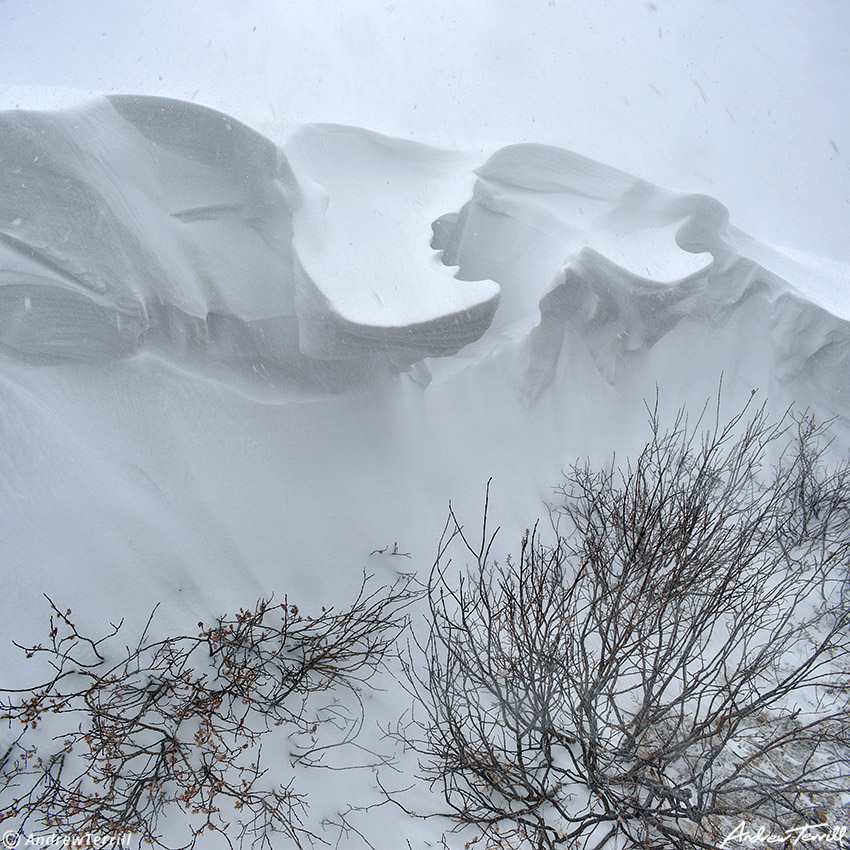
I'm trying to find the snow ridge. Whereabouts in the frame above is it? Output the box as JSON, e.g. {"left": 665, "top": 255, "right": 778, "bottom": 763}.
{"left": 0, "top": 96, "right": 848, "bottom": 420}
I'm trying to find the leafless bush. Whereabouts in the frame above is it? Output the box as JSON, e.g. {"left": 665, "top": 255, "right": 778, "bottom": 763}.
{"left": 0, "top": 574, "right": 417, "bottom": 849}
{"left": 779, "top": 412, "right": 850, "bottom": 622}
{"left": 779, "top": 412, "right": 850, "bottom": 543}
{"left": 404, "top": 398, "right": 850, "bottom": 849}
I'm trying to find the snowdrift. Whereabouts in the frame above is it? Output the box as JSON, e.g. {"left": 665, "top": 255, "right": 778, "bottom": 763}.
{"left": 2, "top": 96, "right": 847, "bottom": 408}
{"left": 1, "top": 94, "right": 849, "bottom": 634}
{"left": 0, "top": 97, "right": 498, "bottom": 391}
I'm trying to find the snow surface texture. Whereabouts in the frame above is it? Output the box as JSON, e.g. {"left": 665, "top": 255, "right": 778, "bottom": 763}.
{"left": 0, "top": 97, "right": 499, "bottom": 391}
{"left": 3, "top": 96, "right": 850, "bottom": 611}
{"left": 2, "top": 96, "right": 850, "bottom": 845}
{"left": 3, "top": 96, "right": 848, "bottom": 404}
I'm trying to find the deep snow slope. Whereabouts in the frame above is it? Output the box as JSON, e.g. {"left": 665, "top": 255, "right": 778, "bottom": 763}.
{"left": 1, "top": 96, "right": 849, "bottom": 846}
{"left": 1, "top": 93, "right": 849, "bottom": 622}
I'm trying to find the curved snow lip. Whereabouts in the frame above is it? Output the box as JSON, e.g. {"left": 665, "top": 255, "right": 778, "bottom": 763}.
{"left": 0, "top": 97, "right": 499, "bottom": 390}
{"left": 283, "top": 122, "right": 500, "bottom": 362}
{"left": 1, "top": 96, "right": 848, "bottom": 412}
{"left": 431, "top": 143, "right": 850, "bottom": 413}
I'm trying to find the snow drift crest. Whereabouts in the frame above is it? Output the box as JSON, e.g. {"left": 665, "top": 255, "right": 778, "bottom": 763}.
{"left": 1, "top": 95, "right": 848, "bottom": 414}
{"left": 0, "top": 96, "right": 498, "bottom": 392}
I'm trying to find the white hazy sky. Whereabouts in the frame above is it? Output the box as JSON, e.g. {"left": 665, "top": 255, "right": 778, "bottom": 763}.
{"left": 0, "top": 0, "right": 848, "bottom": 260}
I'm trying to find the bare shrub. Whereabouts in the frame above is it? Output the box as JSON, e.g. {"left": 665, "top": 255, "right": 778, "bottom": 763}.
{"left": 404, "top": 399, "right": 850, "bottom": 849}
{"left": 779, "top": 412, "right": 850, "bottom": 623}
{"left": 778, "top": 412, "right": 849, "bottom": 536}
{"left": 0, "top": 574, "right": 417, "bottom": 849}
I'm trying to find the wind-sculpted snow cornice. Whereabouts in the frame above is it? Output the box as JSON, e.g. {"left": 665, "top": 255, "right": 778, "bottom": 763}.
{"left": 0, "top": 96, "right": 499, "bottom": 389}
{"left": 1, "top": 96, "right": 848, "bottom": 411}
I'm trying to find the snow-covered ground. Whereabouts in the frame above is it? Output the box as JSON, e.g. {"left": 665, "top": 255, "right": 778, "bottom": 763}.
{"left": 1, "top": 1, "right": 848, "bottom": 847}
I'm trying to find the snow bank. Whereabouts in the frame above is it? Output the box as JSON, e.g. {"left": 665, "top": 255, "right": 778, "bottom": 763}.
{"left": 4, "top": 97, "right": 847, "bottom": 413}
{"left": 286, "top": 123, "right": 500, "bottom": 363}
{"left": 3, "top": 98, "right": 850, "bottom": 614}
{"left": 0, "top": 97, "right": 498, "bottom": 394}
{"left": 431, "top": 142, "right": 850, "bottom": 414}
